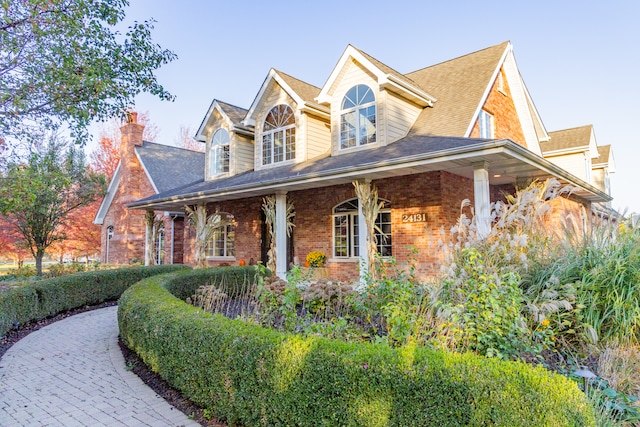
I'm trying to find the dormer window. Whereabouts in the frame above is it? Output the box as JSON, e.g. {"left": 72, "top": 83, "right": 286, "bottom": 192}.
{"left": 479, "top": 110, "right": 494, "bottom": 139}
{"left": 210, "top": 129, "right": 230, "bottom": 176}
{"left": 262, "top": 104, "right": 295, "bottom": 165}
{"left": 340, "top": 84, "right": 376, "bottom": 149}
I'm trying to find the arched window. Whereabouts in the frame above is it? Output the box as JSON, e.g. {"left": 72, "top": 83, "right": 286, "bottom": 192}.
{"left": 262, "top": 104, "right": 295, "bottom": 165}
{"left": 340, "top": 85, "right": 376, "bottom": 149}
{"left": 205, "top": 213, "right": 235, "bottom": 258}
{"left": 210, "top": 129, "right": 230, "bottom": 176}
{"left": 332, "top": 198, "right": 391, "bottom": 258}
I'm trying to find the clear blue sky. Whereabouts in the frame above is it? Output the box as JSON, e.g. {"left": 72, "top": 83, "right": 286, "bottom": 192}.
{"left": 96, "top": 0, "right": 640, "bottom": 212}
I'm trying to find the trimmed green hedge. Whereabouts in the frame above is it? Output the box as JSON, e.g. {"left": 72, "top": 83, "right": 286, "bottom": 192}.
{"left": 162, "top": 266, "right": 266, "bottom": 301}
{"left": 119, "top": 272, "right": 596, "bottom": 427}
{"left": 0, "top": 264, "right": 188, "bottom": 337}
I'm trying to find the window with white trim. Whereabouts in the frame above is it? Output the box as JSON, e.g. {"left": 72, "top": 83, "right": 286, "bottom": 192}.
{"left": 340, "top": 85, "right": 376, "bottom": 149}
{"left": 205, "top": 213, "right": 235, "bottom": 258}
{"left": 262, "top": 105, "right": 295, "bottom": 165}
{"left": 210, "top": 128, "right": 230, "bottom": 176}
{"left": 479, "top": 110, "right": 494, "bottom": 139}
{"left": 332, "top": 198, "right": 391, "bottom": 258}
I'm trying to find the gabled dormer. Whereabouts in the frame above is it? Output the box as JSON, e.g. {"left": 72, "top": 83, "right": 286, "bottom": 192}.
{"left": 195, "top": 100, "right": 253, "bottom": 180}
{"left": 243, "top": 69, "right": 330, "bottom": 170}
{"left": 542, "top": 125, "right": 600, "bottom": 183}
{"left": 316, "top": 45, "right": 436, "bottom": 155}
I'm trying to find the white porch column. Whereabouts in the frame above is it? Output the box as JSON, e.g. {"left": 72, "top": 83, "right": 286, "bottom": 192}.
{"left": 357, "top": 188, "right": 369, "bottom": 287}
{"left": 275, "top": 191, "right": 288, "bottom": 278}
{"left": 473, "top": 162, "right": 491, "bottom": 239}
{"left": 144, "top": 215, "right": 152, "bottom": 266}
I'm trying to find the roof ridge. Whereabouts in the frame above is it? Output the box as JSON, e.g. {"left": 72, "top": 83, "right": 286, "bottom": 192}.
{"left": 273, "top": 68, "right": 322, "bottom": 90}
{"left": 216, "top": 99, "right": 249, "bottom": 113}
{"left": 140, "top": 140, "right": 204, "bottom": 153}
{"left": 406, "top": 41, "right": 510, "bottom": 76}
{"left": 548, "top": 124, "right": 593, "bottom": 134}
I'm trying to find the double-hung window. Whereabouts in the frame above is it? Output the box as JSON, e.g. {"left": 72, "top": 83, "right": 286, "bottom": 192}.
{"left": 205, "top": 213, "right": 235, "bottom": 258}
{"left": 210, "top": 129, "right": 230, "bottom": 176}
{"left": 340, "top": 85, "right": 376, "bottom": 149}
{"left": 262, "top": 105, "right": 295, "bottom": 165}
{"left": 332, "top": 198, "right": 391, "bottom": 258}
{"left": 479, "top": 110, "right": 494, "bottom": 139}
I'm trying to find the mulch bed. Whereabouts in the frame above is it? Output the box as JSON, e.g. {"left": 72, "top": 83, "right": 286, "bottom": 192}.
{"left": 0, "top": 302, "right": 228, "bottom": 427}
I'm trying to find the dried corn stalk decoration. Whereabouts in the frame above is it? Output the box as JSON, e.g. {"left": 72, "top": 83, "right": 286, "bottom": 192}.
{"left": 353, "top": 180, "right": 385, "bottom": 280}
{"left": 144, "top": 210, "right": 164, "bottom": 265}
{"left": 262, "top": 195, "right": 295, "bottom": 275}
{"left": 185, "top": 203, "right": 231, "bottom": 269}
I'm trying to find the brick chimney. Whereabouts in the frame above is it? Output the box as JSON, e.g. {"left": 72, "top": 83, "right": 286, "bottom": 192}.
{"left": 119, "top": 112, "right": 146, "bottom": 203}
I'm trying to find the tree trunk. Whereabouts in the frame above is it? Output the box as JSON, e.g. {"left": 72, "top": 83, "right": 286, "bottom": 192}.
{"left": 35, "top": 250, "right": 44, "bottom": 276}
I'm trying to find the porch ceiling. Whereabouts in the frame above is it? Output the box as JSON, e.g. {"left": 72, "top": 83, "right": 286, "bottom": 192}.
{"left": 128, "top": 137, "right": 610, "bottom": 212}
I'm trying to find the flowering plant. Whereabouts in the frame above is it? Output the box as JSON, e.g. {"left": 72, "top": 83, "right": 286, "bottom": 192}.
{"left": 306, "top": 251, "right": 327, "bottom": 268}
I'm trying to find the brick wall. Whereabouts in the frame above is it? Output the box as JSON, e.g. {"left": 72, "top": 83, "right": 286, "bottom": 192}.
{"left": 470, "top": 67, "right": 527, "bottom": 147}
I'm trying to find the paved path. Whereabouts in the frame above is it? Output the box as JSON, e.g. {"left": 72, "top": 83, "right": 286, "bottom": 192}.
{"left": 0, "top": 306, "right": 199, "bottom": 427}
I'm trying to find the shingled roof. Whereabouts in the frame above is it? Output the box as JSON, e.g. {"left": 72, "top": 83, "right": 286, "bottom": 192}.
{"left": 135, "top": 142, "right": 204, "bottom": 193}
{"left": 405, "top": 41, "right": 509, "bottom": 137}
{"left": 542, "top": 125, "right": 593, "bottom": 153}
{"left": 215, "top": 101, "right": 248, "bottom": 125}
{"left": 275, "top": 69, "right": 321, "bottom": 104}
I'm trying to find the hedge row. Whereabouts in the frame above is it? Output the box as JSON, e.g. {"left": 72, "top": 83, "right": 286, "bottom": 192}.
{"left": 162, "top": 266, "right": 266, "bottom": 301}
{"left": 119, "top": 272, "right": 596, "bottom": 427}
{"left": 0, "top": 264, "right": 189, "bottom": 337}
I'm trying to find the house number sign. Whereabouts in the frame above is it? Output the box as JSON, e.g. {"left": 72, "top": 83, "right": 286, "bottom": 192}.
{"left": 401, "top": 213, "right": 428, "bottom": 223}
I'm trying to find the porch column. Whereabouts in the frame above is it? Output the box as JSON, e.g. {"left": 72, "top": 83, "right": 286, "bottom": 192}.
{"left": 144, "top": 212, "right": 152, "bottom": 265}
{"left": 357, "top": 185, "right": 369, "bottom": 287}
{"left": 473, "top": 162, "right": 491, "bottom": 239}
{"left": 275, "top": 191, "right": 288, "bottom": 278}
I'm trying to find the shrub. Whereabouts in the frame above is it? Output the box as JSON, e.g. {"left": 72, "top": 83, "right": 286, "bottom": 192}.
{"left": 433, "top": 248, "right": 532, "bottom": 360}
{"left": 0, "top": 264, "right": 188, "bottom": 337}
{"left": 119, "top": 273, "right": 596, "bottom": 427}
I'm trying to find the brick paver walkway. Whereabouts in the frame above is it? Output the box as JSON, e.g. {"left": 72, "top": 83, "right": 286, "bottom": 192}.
{"left": 0, "top": 306, "right": 199, "bottom": 426}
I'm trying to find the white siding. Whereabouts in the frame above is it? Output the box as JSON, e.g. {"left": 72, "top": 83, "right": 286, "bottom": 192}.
{"left": 545, "top": 153, "right": 589, "bottom": 181}
{"left": 592, "top": 168, "right": 605, "bottom": 192}
{"left": 234, "top": 134, "right": 254, "bottom": 174}
{"left": 384, "top": 90, "right": 422, "bottom": 143}
{"left": 305, "top": 113, "right": 331, "bottom": 159}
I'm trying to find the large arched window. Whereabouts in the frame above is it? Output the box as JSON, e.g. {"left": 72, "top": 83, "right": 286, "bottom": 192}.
{"left": 332, "top": 198, "right": 391, "bottom": 258}
{"left": 205, "top": 213, "right": 235, "bottom": 258}
{"left": 210, "top": 128, "right": 230, "bottom": 176}
{"left": 340, "top": 85, "right": 376, "bottom": 149}
{"left": 262, "top": 104, "right": 295, "bottom": 165}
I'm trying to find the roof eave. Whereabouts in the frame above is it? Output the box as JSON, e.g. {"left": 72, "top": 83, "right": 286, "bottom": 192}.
{"left": 127, "top": 139, "right": 610, "bottom": 211}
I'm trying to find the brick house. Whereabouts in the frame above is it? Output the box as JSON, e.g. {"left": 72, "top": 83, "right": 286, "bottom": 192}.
{"left": 93, "top": 114, "right": 204, "bottom": 265}
{"left": 114, "top": 42, "right": 612, "bottom": 281}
